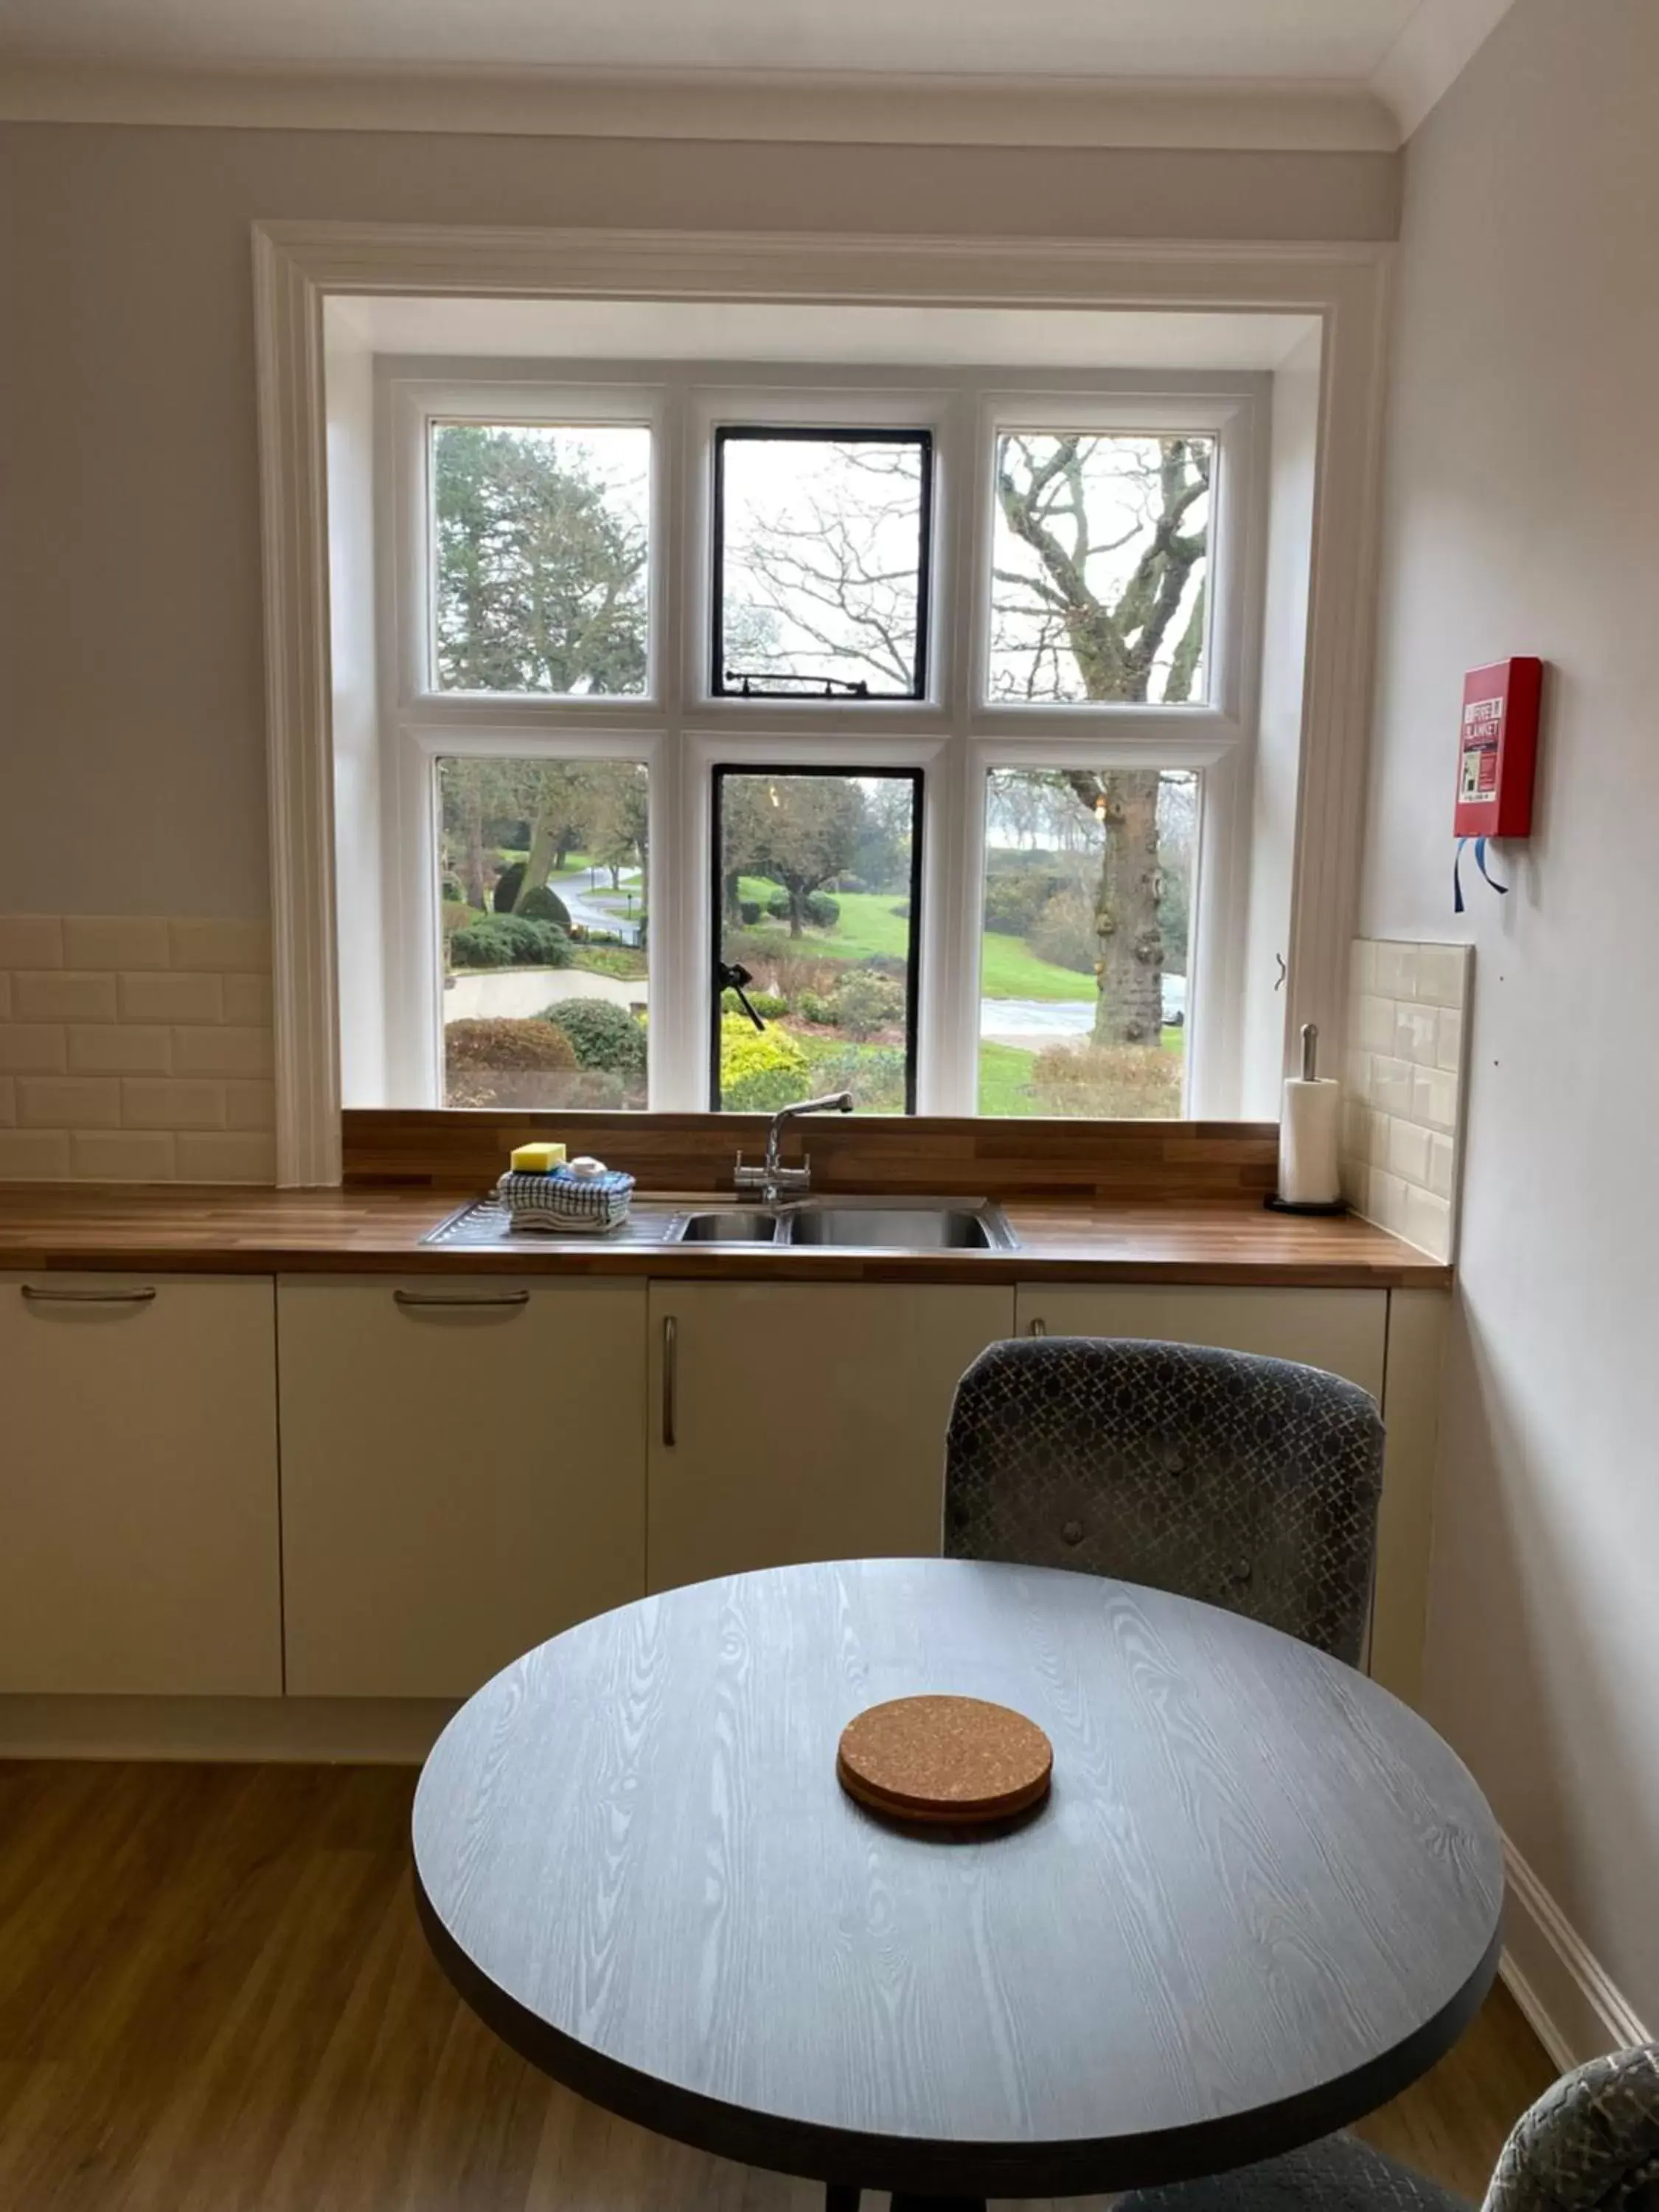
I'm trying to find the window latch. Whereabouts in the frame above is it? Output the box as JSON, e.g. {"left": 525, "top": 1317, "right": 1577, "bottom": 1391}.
{"left": 717, "top": 961, "right": 767, "bottom": 1032}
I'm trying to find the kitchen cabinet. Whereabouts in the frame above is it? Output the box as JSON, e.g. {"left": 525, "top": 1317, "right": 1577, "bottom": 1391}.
{"left": 278, "top": 1277, "right": 647, "bottom": 1698}
{"left": 0, "top": 1273, "right": 280, "bottom": 1695}
{"left": 646, "top": 1282, "right": 1015, "bottom": 1593}
{"left": 1012, "top": 1284, "right": 1387, "bottom": 1397}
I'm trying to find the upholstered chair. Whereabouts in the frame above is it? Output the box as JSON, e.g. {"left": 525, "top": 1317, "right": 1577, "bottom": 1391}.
{"left": 1113, "top": 2043, "right": 1659, "bottom": 2212}
{"left": 943, "top": 1336, "right": 1385, "bottom": 1665}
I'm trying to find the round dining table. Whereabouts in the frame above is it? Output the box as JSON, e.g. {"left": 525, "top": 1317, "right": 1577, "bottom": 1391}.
{"left": 413, "top": 1557, "right": 1504, "bottom": 2209}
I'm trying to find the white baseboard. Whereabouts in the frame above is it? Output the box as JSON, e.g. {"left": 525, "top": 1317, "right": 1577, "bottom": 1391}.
{"left": 1500, "top": 1832, "right": 1651, "bottom": 2070}
{"left": 0, "top": 1693, "right": 454, "bottom": 1764}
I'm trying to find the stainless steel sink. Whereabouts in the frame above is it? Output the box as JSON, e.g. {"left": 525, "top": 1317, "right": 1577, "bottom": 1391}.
{"left": 785, "top": 1205, "right": 1008, "bottom": 1251}
{"left": 424, "top": 1193, "right": 1017, "bottom": 1253}
{"left": 677, "top": 1208, "right": 786, "bottom": 1245}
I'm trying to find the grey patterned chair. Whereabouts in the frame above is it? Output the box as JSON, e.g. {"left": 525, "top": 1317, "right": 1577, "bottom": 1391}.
{"left": 1114, "top": 2043, "right": 1659, "bottom": 2212}
{"left": 943, "top": 1336, "right": 1385, "bottom": 1665}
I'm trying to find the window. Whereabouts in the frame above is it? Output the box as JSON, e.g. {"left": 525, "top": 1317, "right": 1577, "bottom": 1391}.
{"left": 988, "top": 434, "right": 1213, "bottom": 707}
{"left": 712, "top": 429, "right": 933, "bottom": 700}
{"left": 378, "top": 365, "right": 1263, "bottom": 1119}
{"left": 437, "top": 756, "right": 649, "bottom": 1108}
{"left": 712, "top": 768, "right": 922, "bottom": 1113}
{"left": 978, "top": 768, "right": 1196, "bottom": 1118}
{"left": 431, "top": 421, "right": 651, "bottom": 695}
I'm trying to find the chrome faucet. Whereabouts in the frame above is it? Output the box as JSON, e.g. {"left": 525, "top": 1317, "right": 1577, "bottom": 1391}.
{"left": 734, "top": 1091, "right": 855, "bottom": 1205}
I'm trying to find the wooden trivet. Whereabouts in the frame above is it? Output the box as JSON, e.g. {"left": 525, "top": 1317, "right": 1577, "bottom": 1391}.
{"left": 836, "top": 1695, "right": 1052, "bottom": 1826}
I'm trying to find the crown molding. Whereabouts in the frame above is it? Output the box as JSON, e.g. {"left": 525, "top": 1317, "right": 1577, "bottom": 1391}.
{"left": 0, "top": 58, "right": 1399, "bottom": 151}
{"left": 1371, "top": 0, "right": 1518, "bottom": 138}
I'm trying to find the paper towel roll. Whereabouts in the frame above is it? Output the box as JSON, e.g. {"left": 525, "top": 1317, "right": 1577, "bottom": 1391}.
{"left": 1278, "top": 1077, "right": 1341, "bottom": 1206}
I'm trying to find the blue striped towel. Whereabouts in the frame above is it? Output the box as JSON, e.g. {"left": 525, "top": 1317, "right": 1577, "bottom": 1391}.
{"left": 497, "top": 1166, "right": 634, "bottom": 1233}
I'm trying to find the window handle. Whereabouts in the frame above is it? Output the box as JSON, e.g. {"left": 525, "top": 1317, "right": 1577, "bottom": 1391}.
{"left": 21, "top": 1284, "right": 156, "bottom": 1307}
{"left": 392, "top": 1289, "right": 530, "bottom": 1311}
{"left": 717, "top": 961, "right": 766, "bottom": 1033}
{"left": 661, "top": 1315, "right": 678, "bottom": 1448}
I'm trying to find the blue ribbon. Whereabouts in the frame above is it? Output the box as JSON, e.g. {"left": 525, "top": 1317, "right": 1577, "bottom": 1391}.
{"left": 1454, "top": 835, "right": 1509, "bottom": 914}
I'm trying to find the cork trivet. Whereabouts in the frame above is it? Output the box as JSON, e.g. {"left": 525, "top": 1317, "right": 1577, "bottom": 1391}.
{"left": 836, "top": 1695, "right": 1053, "bottom": 1826}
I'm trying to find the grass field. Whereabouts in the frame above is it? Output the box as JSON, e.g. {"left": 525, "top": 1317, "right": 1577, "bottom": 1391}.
{"left": 730, "top": 888, "right": 1094, "bottom": 1003}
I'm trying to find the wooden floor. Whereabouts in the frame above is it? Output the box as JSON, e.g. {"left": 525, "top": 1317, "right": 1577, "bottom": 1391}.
{"left": 0, "top": 1761, "right": 1554, "bottom": 2212}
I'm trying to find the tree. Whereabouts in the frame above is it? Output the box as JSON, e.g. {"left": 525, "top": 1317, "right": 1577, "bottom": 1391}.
{"left": 992, "top": 435, "right": 1209, "bottom": 1046}
{"left": 722, "top": 774, "right": 863, "bottom": 936}
{"left": 433, "top": 425, "right": 647, "bottom": 696}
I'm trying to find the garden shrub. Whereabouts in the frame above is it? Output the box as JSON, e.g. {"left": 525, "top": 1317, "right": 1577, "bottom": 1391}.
{"left": 799, "top": 1040, "right": 906, "bottom": 1113}
{"left": 717, "top": 1016, "right": 810, "bottom": 1111}
{"left": 804, "top": 891, "right": 840, "bottom": 928}
{"left": 889, "top": 900, "right": 911, "bottom": 920}
{"left": 448, "top": 924, "right": 514, "bottom": 967}
{"left": 766, "top": 891, "right": 792, "bottom": 922}
{"left": 1030, "top": 1041, "right": 1182, "bottom": 1119}
{"left": 1028, "top": 888, "right": 1099, "bottom": 976}
{"left": 833, "top": 971, "right": 905, "bottom": 1040}
{"left": 540, "top": 998, "right": 648, "bottom": 1079}
{"left": 983, "top": 866, "right": 1068, "bottom": 936}
{"left": 516, "top": 883, "right": 572, "bottom": 931}
{"left": 720, "top": 987, "right": 789, "bottom": 1020}
{"left": 796, "top": 989, "right": 838, "bottom": 1027}
{"left": 451, "top": 914, "right": 572, "bottom": 968}
{"left": 738, "top": 900, "right": 762, "bottom": 925}
{"left": 445, "top": 1018, "right": 579, "bottom": 1072}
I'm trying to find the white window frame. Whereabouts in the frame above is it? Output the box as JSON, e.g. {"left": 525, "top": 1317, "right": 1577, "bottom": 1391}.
{"left": 377, "top": 358, "right": 1265, "bottom": 1118}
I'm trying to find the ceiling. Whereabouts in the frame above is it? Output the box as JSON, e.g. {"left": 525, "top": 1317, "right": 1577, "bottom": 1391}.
{"left": 0, "top": 0, "right": 1422, "bottom": 81}
{"left": 0, "top": 0, "right": 1518, "bottom": 142}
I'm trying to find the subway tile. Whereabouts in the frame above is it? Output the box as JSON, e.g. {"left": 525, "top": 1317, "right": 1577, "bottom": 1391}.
{"left": 1436, "top": 1005, "right": 1464, "bottom": 1074}
{"left": 1393, "top": 1003, "right": 1440, "bottom": 1067}
{"left": 119, "top": 971, "right": 222, "bottom": 1024}
{"left": 1374, "top": 942, "right": 1419, "bottom": 999}
{"left": 1370, "top": 1055, "right": 1413, "bottom": 1116}
{"left": 1402, "top": 1183, "right": 1453, "bottom": 1262}
{"left": 220, "top": 971, "right": 274, "bottom": 1026}
{"left": 121, "top": 1077, "right": 226, "bottom": 1130}
{"left": 224, "top": 1079, "right": 276, "bottom": 1130}
{"left": 1351, "top": 939, "right": 1377, "bottom": 998}
{"left": 1357, "top": 995, "right": 1397, "bottom": 1054}
{"left": 13, "top": 972, "right": 117, "bottom": 1023}
{"left": 0, "top": 1130, "right": 71, "bottom": 1178}
{"left": 175, "top": 1131, "right": 277, "bottom": 1183}
{"left": 1343, "top": 1049, "right": 1371, "bottom": 1105}
{"left": 1413, "top": 945, "right": 1470, "bottom": 1009}
{"left": 1411, "top": 1065, "right": 1460, "bottom": 1133}
{"left": 172, "top": 1025, "right": 274, "bottom": 1078}
{"left": 71, "top": 1130, "right": 178, "bottom": 1181}
{"left": 1428, "top": 1132, "right": 1455, "bottom": 1200}
{"left": 67, "top": 1025, "right": 173, "bottom": 1075}
{"left": 17, "top": 1077, "right": 122, "bottom": 1129}
{"left": 0, "top": 1025, "right": 67, "bottom": 1074}
{"left": 1386, "top": 1116, "right": 1433, "bottom": 1188}
{"left": 62, "top": 917, "right": 171, "bottom": 970}
{"left": 167, "top": 919, "right": 272, "bottom": 974}
{"left": 0, "top": 1077, "right": 13, "bottom": 1126}
{"left": 1365, "top": 1109, "right": 1392, "bottom": 1165}
{"left": 1340, "top": 1101, "right": 1365, "bottom": 1160}
{"left": 1366, "top": 1167, "right": 1410, "bottom": 1235}
{"left": 0, "top": 917, "right": 63, "bottom": 969}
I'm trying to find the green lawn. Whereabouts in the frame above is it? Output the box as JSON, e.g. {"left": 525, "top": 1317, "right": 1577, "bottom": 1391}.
{"left": 733, "top": 889, "right": 1094, "bottom": 1003}
{"left": 977, "top": 1040, "right": 1039, "bottom": 1114}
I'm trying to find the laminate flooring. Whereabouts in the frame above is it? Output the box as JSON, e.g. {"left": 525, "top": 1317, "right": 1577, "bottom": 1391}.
{"left": 0, "top": 1761, "right": 1555, "bottom": 2212}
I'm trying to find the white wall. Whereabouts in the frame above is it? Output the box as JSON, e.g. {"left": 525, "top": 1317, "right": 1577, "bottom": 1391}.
{"left": 1362, "top": 0, "right": 1659, "bottom": 2037}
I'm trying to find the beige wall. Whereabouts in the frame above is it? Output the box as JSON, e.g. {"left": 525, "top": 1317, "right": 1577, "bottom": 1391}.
{"left": 0, "top": 120, "right": 1397, "bottom": 923}
{"left": 1361, "top": 0, "right": 1659, "bottom": 2031}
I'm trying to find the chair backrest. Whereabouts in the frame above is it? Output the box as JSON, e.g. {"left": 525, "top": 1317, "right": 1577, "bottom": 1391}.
{"left": 1485, "top": 2046, "right": 1659, "bottom": 2212}
{"left": 943, "top": 1335, "right": 1385, "bottom": 1664}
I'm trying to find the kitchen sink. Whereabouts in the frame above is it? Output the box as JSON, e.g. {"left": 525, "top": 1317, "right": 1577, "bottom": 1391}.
{"left": 785, "top": 1205, "right": 1007, "bottom": 1251}
{"left": 424, "top": 1194, "right": 1017, "bottom": 1253}
{"left": 677, "top": 1208, "right": 786, "bottom": 1245}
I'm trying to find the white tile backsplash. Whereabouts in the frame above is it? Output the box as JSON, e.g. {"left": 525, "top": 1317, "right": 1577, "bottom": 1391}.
{"left": 1340, "top": 937, "right": 1472, "bottom": 1262}
{"left": 0, "top": 915, "right": 274, "bottom": 1181}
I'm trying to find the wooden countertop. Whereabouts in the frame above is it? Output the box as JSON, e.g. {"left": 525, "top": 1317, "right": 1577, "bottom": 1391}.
{"left": 0, "top": 1184, "right": 1451, "bottom": 1287}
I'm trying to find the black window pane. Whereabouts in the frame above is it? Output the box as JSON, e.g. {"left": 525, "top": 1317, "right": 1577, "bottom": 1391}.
{"left": 714, "top": 431, "right": 931, "bottom": 700}
{"left": 713, "top": 770, "right": 921, "bottom": 1113}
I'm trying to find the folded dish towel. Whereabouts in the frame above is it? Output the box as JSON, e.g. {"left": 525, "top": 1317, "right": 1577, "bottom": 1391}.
{"left": 496, "top": 1160, "right": 635, "bottom": 1234}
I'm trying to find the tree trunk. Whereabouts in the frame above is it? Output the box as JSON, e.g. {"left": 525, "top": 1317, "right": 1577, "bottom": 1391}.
{"left": 515, "top": 819, "right": 559, "bottom": 908}
{"left": 786, "top": 886, "right": 805, "bottom": 939}
{"left": 1090, "top": 771, "right": 1165, "bottom": 1048}
{"left": 463, "top": 795, "right": 489, "bottom": 911}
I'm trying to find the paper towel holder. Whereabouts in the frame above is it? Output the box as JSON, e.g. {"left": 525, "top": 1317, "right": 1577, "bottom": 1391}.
{"left": 1265, "top": 1023, "right": 1348, "bottom": 1216}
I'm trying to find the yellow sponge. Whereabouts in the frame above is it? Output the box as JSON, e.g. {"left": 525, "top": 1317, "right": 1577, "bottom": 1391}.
{"left": 509, "top": 1141, "right": 567, "bottom": 1174}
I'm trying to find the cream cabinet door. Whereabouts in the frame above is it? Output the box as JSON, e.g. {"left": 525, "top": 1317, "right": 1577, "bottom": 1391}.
{"left": 1011, "top": 1284, "right": 1387, "bottom": 1398}
{"left": 0, "top": 1273, "right": 281, "bottom": 1695}
{"left": 279, "top": 1278, "right": 647, "bottom": 1699}
{"left": 647, "top": 1282, "right": 1015, "bottom": 1593}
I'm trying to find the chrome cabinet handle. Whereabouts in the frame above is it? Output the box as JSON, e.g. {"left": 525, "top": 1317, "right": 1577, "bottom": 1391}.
{"left": 21, "top": 1284, "right": 156, "bottom": 1306}
{"left": 392, "top": 1288, "right": 531, "bottom": 1310}
{"left": 1029, "top": 1317, "right": 1048, "bottom": 1337}
{"left": 661, "top": 1315, "right": 678, "bottom": 1448}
